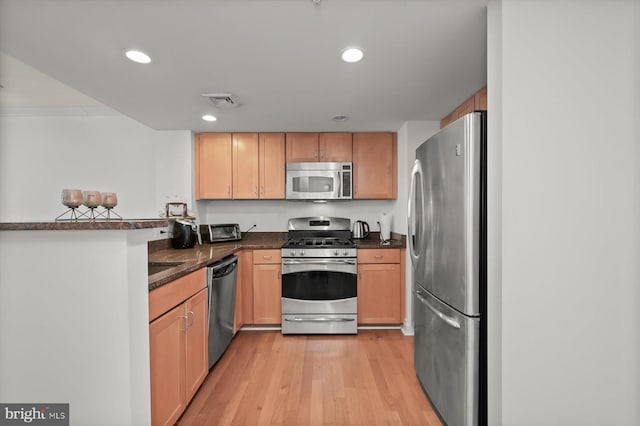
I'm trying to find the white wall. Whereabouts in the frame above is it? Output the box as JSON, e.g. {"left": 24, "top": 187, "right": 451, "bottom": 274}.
{"left": 198, "top": 199, "right": 398, "bottom": 233}
{"left": 486, "top": 2, "right": 503, "bottom": 425}
{"left": 0, "top": 114, "right": 192, "bottom": 222}
{"left": 0, "top": 228, "right": 156, "bottom": 425}
{"left": 489, "top": 1, "right": 640, "bottom": 425}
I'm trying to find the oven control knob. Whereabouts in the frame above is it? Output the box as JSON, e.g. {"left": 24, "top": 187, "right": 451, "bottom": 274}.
{"left": 300, "top": 250, "right": 305, "bottom": 256}
{"left": 290, "top": 250, "right": 296, "bottom": 256}
{"left": 343, "top": 250, "right": 349, "bottom": 256}
{"left": 334, "top": 250, "right": 339, "bottom": 256}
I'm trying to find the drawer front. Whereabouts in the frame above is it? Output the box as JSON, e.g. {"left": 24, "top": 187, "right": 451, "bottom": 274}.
{"left": 358, "top": 248, "right": 400, "bottom": 264}
{"left": 149, "top": 268, "right": 206, "bottom": 322}
{"left": 253, "top": 249, "right": 281, "bottom": 264}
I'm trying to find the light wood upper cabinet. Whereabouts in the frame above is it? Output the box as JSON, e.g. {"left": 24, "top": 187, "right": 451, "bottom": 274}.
{"left": 195, "top": 133, "right": 232, "bottom": 199}
{"left": 196, "top": 132, "right": 285, "bottom": 200}
{"left": 259, "top": 133, "right": 285, "bottom": 199}
{"left": 233, "top": 133, "right": 260, "bottom": 199}
{"left": 474, "top": 86, "right": 487, "bottom": 111}
{"left": 286, "top": 132, "right": 352, "bottom": 162}
{"left": 440, "top": 86, "right": 487, "bottom": 129}
{"left": 319, "top": 132, "right": 352, "bottom": 162}
{"left": 357, "top": 249, "right": 405, "bottom": 325}
{"left": 196, "top": 131, "right": 397, "bottom": 200}
{"left": 286, "top": 133, "right": 319, "bottom": 162}
{"left": 352, "top": 132, "right": 397, "bottom": 199}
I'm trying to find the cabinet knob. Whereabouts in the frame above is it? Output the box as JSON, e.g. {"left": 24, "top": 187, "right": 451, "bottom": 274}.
{"left": 375, "top": 255, "right": 384, "bottom": 259}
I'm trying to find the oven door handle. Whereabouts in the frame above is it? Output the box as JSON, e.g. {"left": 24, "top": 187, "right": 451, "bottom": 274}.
{"left": 282, "top": 259, "right": 357, "bottom": 266}
{"left": 283, "top": 317, "right": 355, "bottom": 323}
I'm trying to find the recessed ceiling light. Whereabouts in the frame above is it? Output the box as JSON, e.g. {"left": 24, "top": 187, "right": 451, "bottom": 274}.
{"left": 202, "top": 114, "right": 217, "bottom": 122}
{"left": 124, "top": 49, "right": 152, "bottom": 64}
{"left": 332, "top": 115, "right": 349, "bottom": 122}
{"left": 341, "top": 47, "right": 364, "bottom": 63}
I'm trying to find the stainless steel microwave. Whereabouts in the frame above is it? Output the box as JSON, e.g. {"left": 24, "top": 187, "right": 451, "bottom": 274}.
{"left": 285, "top": 162, "right": 352, "bottom": 200}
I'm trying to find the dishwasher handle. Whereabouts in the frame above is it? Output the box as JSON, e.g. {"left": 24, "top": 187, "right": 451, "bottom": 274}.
{"left": 207, "top": 255, "right": 239, "bottom": 278}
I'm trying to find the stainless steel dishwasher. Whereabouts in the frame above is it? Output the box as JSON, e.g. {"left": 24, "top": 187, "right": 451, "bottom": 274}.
{"left": 206, "top": 254, "right": 238, "bottom": 369}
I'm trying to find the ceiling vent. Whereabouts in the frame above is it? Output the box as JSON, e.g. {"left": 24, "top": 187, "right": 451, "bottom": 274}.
{"left": 201, "top": 93, "right": 240, "bottom": 109}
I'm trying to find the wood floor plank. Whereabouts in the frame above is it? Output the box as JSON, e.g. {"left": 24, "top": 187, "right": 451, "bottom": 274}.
{"left": 178, "top": 330, "right": 441, "bottom": 426}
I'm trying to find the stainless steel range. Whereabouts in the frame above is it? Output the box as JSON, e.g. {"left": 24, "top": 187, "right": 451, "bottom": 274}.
{"left": 281, "top": 217, "right": 357, "bottom": 334}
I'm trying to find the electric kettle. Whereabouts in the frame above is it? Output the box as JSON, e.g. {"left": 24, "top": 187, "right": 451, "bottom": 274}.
{"left": 352, "top": 220, "right": 370, "bottom": 239}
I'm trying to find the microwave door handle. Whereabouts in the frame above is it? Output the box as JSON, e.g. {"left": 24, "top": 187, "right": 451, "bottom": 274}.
{"left": 337, "top": 170, "right": 342, "bottom": 198}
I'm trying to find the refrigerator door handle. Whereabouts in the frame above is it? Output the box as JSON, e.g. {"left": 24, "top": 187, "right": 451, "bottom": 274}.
{"left": 408, "top": 159, "right": 424, "bottom": 266}
{"left": 414, "top": 290, "right": 461, "bottom": 329}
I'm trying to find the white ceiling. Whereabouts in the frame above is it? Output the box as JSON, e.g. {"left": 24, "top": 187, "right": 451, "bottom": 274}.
{"left": 0, "top": 0, "right": 487, "bottom": 132}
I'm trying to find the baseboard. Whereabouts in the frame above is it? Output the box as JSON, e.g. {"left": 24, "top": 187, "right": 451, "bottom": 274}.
{"left": 401, "top": 321, "right": 414, "bottom": 336}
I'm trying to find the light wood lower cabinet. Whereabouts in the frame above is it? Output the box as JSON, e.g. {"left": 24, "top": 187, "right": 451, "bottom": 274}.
{"left": 149, "top": 303, "right": 186, "bottom": 426}
{"left": 235, "top": 249, "right": 254, "bottom": 331}
{"left": 149, "top": 269, "right": 208, "bottom": 426}
{"left": 184, "top": 288, "right": 208, "bottom": 402}
{"left": 357, "top": 249, "right": 405, "bottom": 325}
{"left": 252, "top": 249, "right": 281, "bottom": 325}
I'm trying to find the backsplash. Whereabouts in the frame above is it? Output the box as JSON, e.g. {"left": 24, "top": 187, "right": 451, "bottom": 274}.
{"left": 195, "top": 199, "right": 400, "bottom": 233}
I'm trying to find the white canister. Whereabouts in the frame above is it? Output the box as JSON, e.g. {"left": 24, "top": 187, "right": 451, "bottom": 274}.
{"left": 379, "top": 213, "right": 392, "bottom": 241}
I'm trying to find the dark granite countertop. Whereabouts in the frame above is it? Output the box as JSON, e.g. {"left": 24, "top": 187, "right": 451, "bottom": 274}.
{"left": 148, "top": 231, "right": 405, "bottom": 290}
{"left": 0, "top": 219, "right": 171, "bottom": 231}
{"left": 353, "top": 232, "right": 406, "bottom": 249}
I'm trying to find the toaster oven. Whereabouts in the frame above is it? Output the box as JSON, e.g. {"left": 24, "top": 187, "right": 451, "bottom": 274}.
{"left": 200, "top": 223, "right": 241, "bottom": 243}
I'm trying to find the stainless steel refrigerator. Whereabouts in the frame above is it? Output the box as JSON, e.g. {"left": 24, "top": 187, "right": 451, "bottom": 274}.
{"left": 408, "top": 112, "right": 487, "bottom": 426}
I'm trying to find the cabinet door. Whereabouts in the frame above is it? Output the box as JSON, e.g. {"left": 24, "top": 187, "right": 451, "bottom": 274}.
{"left": 233, "top": 133, "right": 259, "bottom": 199}
{"left": 150, "top": 304, "right": 187, "bottom": 426}
{"left": 185, "top": 288, "right": 209, "bottom": 402}
{"left": 252, "top": 264, "right": 282, "bottom": 324}
{"left": 357, "top": 263, "right": 402, "bottom": 324}
{"left": 286, "top": 133, "right": 319, "bottom": 162}
{"left": 195, "top": 133, "right": 232, "bottom": 199}
{"left": 259, "top": 133, "right": 285, "bottom": 199}
{"left": 236, "top": 250, "right": 254, "bottom": 330}
{"left": 319, "top": 132, "right": 352, "bottom": 162}
{"left": 352, "top": 132, "right": 397, "bottom": 199}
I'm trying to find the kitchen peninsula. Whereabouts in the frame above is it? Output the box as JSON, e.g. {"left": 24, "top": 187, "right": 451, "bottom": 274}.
{"left": 0, "top": 222, "right": 406, "bottom": 426}
{"left": 0, "top": 219, "right": 168, "bottom": 426}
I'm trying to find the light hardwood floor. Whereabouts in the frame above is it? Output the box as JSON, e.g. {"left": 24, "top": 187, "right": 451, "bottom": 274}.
{"left": 178, "top": 330, "right": 441, "bottom": 426}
